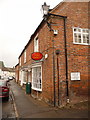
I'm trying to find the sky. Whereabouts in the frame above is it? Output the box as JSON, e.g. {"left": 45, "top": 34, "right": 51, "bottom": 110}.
{"left": 0, "top": 0, "right": 63, "bottom": 68}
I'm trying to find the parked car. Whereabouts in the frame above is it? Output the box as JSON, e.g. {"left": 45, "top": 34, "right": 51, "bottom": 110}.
{"left": 0, "top": 77, "right": 9, "bottom": 82}
{"left": 0, "top": 76, "right": 4, "bottom": 80}
{"left": 8, "top": 76, "right": 15, "bottom": 81}
{"left": 0, "top": 80, "right": 9, "bottom": 101}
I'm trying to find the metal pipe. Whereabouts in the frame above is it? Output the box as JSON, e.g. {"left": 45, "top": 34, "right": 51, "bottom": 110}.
{"left": 48, "top": 13, "right": 67, "bottom": 19}
{"left": 45, "top": 13, "right": 69, "bottom": 106}
{"left": 63, "top": 18, "right": 69, "bottom": 97}
{"left": 52, "top": 40, "right": 56, "bottom": 107}
{"left": 57, "top": 54, "right": 60, "bottom": 106}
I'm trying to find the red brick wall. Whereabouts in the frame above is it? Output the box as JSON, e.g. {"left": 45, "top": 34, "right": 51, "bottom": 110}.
{"left": 15, "top": 64, "right": 19, "bottom": 83}
{"left": 18, "top": 2, "right": 89, "bottom": 106}
{"left": 51, "top": 2, "right": 89, "bottom": 104}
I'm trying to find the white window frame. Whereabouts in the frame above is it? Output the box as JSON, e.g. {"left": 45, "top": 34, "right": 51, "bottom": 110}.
{"left": 22, "top": 70, "right": 27, "bottom": 84}
{"left": 73, "top": 27, "right": 90, "bottom": 45}
{"left": 32, "top": 65, "right": 42, "bottom": 91}
{"left": 34, "top": 34, "right": 39, "bottom": 52}
{"left": 24, "top": 50, "right": 26, "bottom": 63}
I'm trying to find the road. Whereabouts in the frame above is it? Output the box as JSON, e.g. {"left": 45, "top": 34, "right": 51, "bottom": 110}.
{"left": 0, "top": 80, "right": 88, "bottom": 119}
{"left": 1, "top": 85, "right": 16, "bottom": 119}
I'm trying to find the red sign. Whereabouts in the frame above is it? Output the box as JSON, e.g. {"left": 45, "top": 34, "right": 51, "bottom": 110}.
{"left": 31, "top": 52, "right": 43, "bottom": 61}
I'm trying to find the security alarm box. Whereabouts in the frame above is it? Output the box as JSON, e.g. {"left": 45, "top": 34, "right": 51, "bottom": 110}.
{"left": 54, "top": 30, "right": 58, "bottom": 35}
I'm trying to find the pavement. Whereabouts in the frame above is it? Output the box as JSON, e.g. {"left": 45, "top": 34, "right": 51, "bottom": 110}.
{"left": 10, "top": 80, "right": 89, "bottom": 118}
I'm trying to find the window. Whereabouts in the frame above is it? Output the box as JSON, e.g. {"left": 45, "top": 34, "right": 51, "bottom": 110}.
{"left": 24, "top": 50, "right": 26, "bottom": 63}
{"left": 22, "top": 71, "right": 27, "bottom": 83}
{"left": 34, "top": 35, "right": 39, "bottom": 52}
{"left": 32, "top": 66, "right": 42, "bottom": 91}
{"left": 73, "top": 27, "right": 90, "bottom": 45}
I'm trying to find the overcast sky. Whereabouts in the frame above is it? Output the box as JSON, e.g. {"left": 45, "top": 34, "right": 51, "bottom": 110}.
{"left": 0, "top": 0, "right": 86, "bottom": 67}
{"left": 0, "top": 0, "right": 63, "bottom": 67}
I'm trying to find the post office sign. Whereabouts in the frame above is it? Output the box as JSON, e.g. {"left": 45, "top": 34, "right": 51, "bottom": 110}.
{"left": 31, "top": 52, "right": 43, "bottom": 61}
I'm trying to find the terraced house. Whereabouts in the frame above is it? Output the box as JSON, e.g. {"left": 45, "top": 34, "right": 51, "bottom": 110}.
{"left": 15, "top": 1, "right": 90, "bottom": 107}
{"left": 0, "top": 61, "right": 15, "bottom": 79}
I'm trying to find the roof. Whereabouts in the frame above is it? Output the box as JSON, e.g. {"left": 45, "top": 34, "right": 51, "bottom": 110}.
{"left": 7, "top": 67, "right": 15, "bottom": 72}
{"left": 18, "top": 19, "right": 45, "bottom": 58}
{"left": 2, "top": 67, "right": 8, "bottom": 71}
{"left": 49, "top": 0, "right": 64, "bottom": 14}
{"left": 18, "top": 0, "right": 66, "bottom": 59}
{"left": 0, "top": 61, "right": 15, "bottom": 72}
{"left": 2, "top": 67, "right": 15, "bottom": 72}
{"left": 15, "top": 63, "right": 19, "bottom": 68}
{"left": 0, "top": 61, "right": 5, "bottom": 69}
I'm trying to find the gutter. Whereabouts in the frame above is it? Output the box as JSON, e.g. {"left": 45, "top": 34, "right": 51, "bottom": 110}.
{"left": 48, "top": 13, "right": 67, "bottom": 19}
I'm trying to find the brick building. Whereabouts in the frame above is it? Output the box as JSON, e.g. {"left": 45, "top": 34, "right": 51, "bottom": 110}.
{"left": 15, "top": 63, "right": 19, "bottom": 83}
{"left": 15, "top": 1, "right": 89, "bottom": 106}
{"left": 0, "top": 61, "right": 15, "bottom": 79}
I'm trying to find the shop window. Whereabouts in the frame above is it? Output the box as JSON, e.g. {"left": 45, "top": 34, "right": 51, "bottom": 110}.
{"left": 32, "top": 66, "right": 42, "bottom": 91}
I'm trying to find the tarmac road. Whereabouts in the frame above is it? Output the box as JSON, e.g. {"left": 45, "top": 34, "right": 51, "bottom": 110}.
{"left": 1, "top": 85, "right": 16, "bottom": 119}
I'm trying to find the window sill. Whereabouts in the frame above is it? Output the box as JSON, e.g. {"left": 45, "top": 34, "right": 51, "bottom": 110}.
{"left": 32, "top": 87, "right": 42, "bottom": 92}
{"left": 73, "top": 42, "right": 90, "bottom": 45}
{"left": 23, "top": 82, "right": 27, "bottom": 84}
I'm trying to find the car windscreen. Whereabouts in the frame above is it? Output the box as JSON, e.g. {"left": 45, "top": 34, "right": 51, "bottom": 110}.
{"left": 0, "top": 81, "right": 6, "bottom": 86}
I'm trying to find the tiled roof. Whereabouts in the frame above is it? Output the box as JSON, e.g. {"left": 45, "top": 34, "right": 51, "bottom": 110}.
{"left": 2, "top": 67, "right": 8, "bottom": 71}
{"left": 0, "top": 61, "right": 15, "bottom": 72}
{"left": 7, "top": 67, "right": 15, "bottom": 72}
{"left": 2, "top": 67, "right": 15, "bottom": 72}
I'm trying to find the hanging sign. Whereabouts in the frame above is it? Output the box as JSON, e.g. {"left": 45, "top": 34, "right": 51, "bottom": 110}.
{"left": 31, "top": 52, "right": 43, "bottom": 61}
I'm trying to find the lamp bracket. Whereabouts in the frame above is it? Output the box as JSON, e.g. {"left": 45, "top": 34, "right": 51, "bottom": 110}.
{"left": 46, "top": 21, "right": 53, "bottom": 31}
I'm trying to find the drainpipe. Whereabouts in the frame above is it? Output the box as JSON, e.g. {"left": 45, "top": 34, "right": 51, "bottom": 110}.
{"left": 49, "top": 14, "right": 69, "bottom": 103}
{"left": 63, "top": 18, "right": 69, "bottom": 103}
{"left": 44, "top": 13, "right": 69, "bottom": 105}
{"left": 56, "top": 49, "right": 60, "bottom": 106}
{"left": 52, "top": 40, "right": 56, "bottom": 107}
